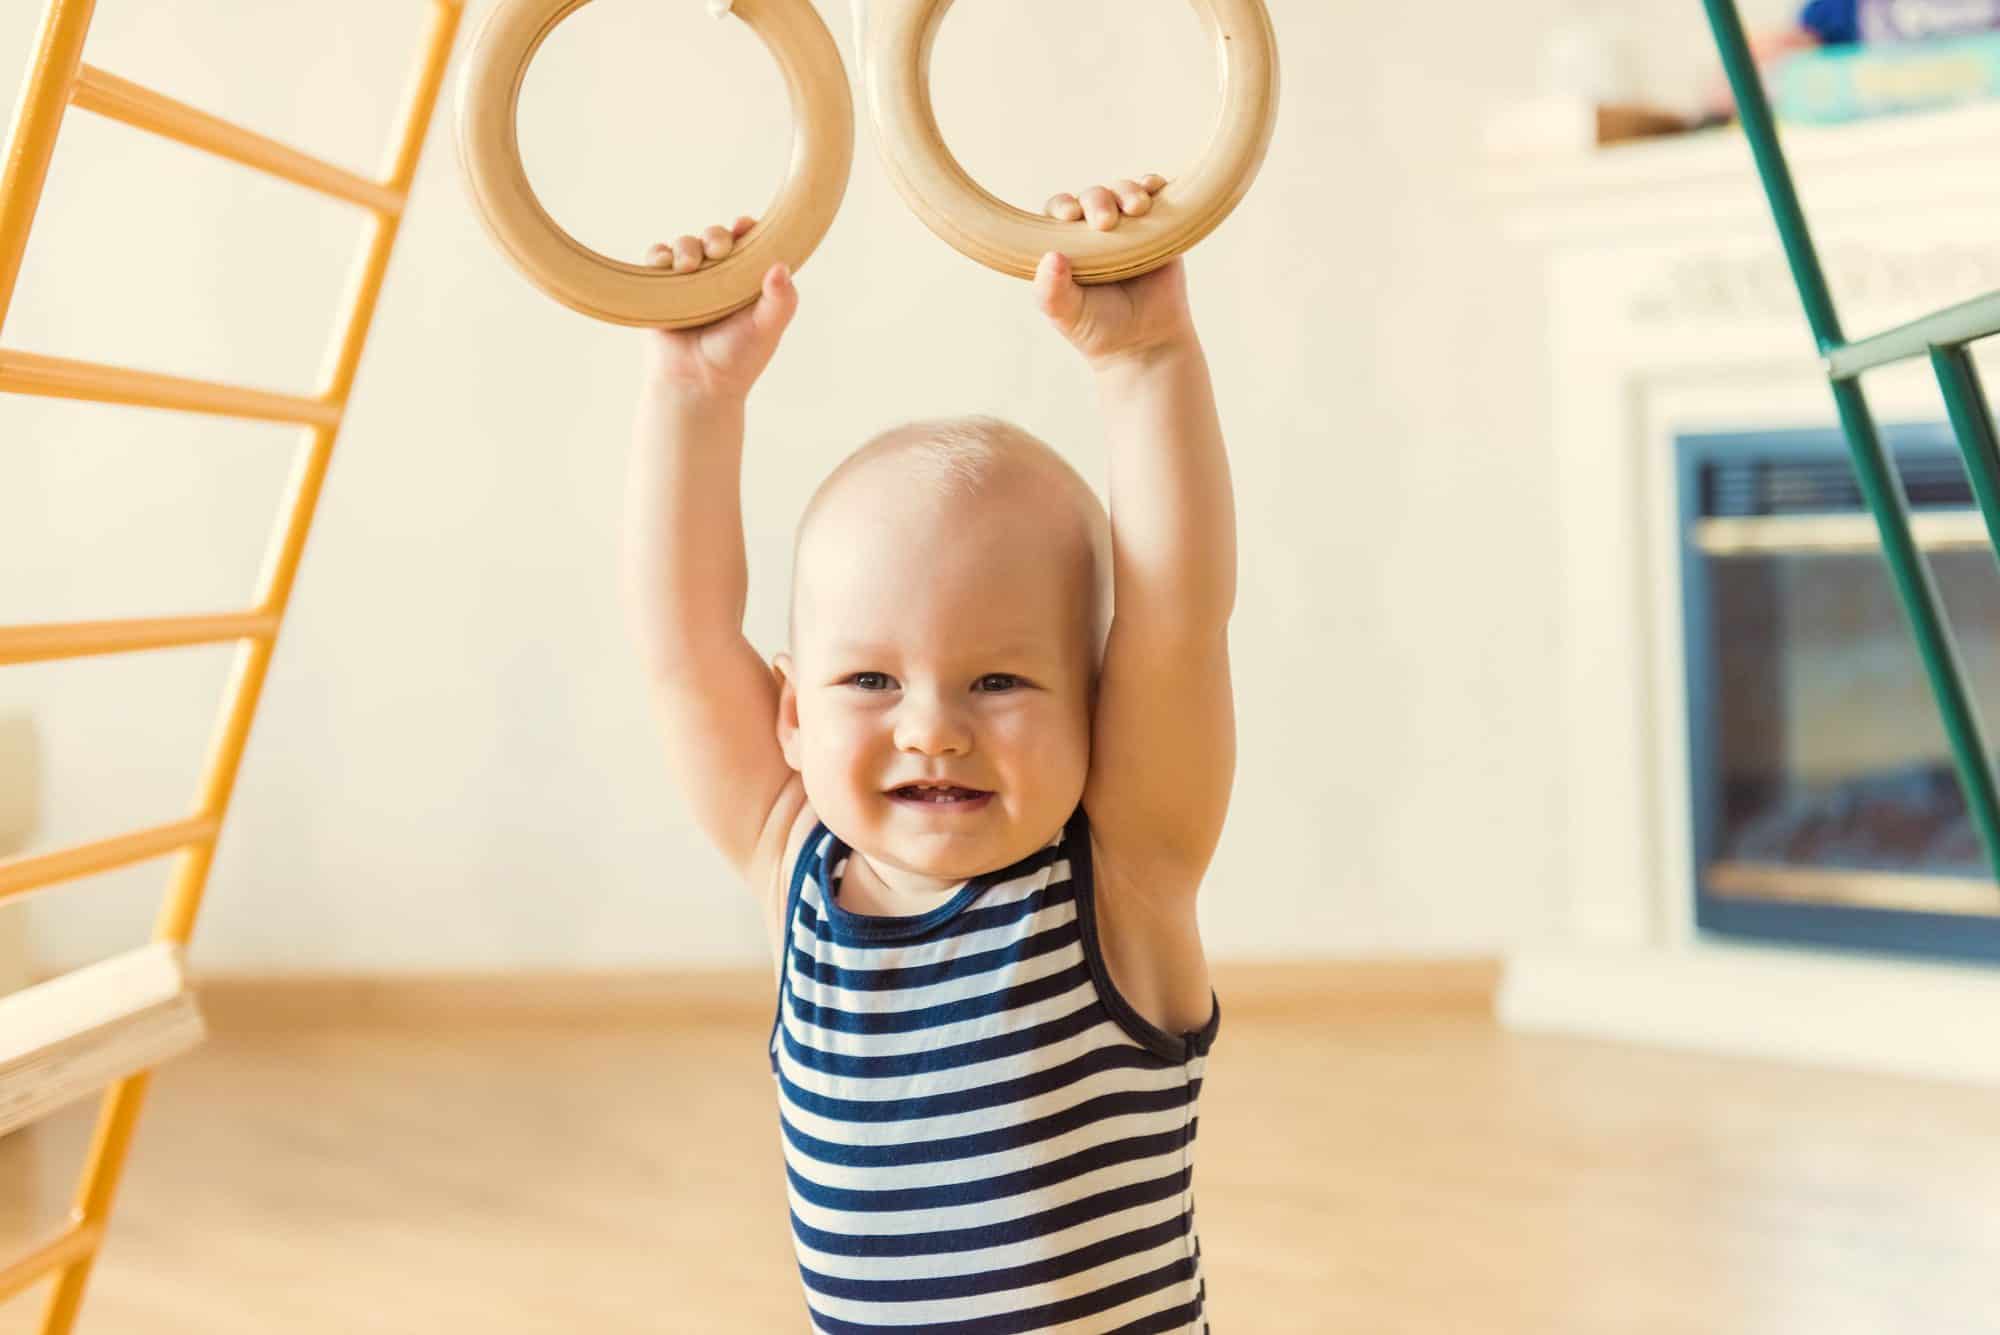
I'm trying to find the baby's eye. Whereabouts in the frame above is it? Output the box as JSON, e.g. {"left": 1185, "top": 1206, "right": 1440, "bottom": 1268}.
{"left": 846, "top": 672, "right": 895, "bottom": 692}
{"left": 976, "top": 674, "right": 1022, "bottom": 692}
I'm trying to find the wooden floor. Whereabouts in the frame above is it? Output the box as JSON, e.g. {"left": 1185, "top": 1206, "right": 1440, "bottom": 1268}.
{"left": 4, "top": 1005, "right": 1998, "bottom": 1334}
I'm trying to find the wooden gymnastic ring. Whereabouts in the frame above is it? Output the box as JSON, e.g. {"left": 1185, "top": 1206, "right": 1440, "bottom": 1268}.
{"left": 454, "top": 0, "right": 854, "bottom": 327}
{"left": 862, "top": 0, "right": 1278, "bottom": 283}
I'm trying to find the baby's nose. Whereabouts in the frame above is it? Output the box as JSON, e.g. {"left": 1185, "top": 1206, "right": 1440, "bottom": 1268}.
{"left": 893, "top": 698, "right": 970, "bottom": 755}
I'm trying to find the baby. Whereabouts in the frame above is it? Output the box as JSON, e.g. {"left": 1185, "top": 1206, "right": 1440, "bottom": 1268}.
{"left": 623, "top": 176, "right": 1235, "bottom": 1333}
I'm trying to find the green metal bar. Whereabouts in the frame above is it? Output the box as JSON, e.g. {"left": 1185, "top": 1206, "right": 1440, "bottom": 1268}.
{"left": 1932, "top": 347, "right": 2000, "bottom": 570}
{"left": 1830, "top": 289, "right": 2000, "bottom": 380}
{"left": 1702, "top": 0, "right": 2000, "bottom": 885}
{"left": 1830, "top": 379, "right": 2000, "bottom": 876}
{"left": 1700, "top": 0, "right": 1844, "bottom": 352}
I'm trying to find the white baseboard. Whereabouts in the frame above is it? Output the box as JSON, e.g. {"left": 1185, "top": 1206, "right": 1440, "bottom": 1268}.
{"left": 1498, "top": 941, "right": 2000, "bottom": 1088}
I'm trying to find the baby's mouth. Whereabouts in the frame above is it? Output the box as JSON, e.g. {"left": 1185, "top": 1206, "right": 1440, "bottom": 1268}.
{"left": 887, "top": 785, "right": 989, "bottom": 805}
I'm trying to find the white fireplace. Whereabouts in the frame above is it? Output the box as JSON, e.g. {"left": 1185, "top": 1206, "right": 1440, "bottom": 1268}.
{"left": 1488, "top": 101, "right": 2000, "bottom": 1087}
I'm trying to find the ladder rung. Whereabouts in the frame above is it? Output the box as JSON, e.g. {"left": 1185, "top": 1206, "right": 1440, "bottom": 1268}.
{"left": 0, "top": 1220, "right": 103, "bottom": 1306}
{"left": 1827, "top": 288, "right": 2000, "bottom": 380}
{"left": 0, "top": 610, "right": 277, "bottom": 666}
{"left": 0, "top": 943, "right": 207, "bottom": 1138}
{"left": 0, "top": 348, "right": 339, "bottom": 425}
{"left": 0, "top": 817, "right": 219, "bottom": 903}
{"left": 70, "top": 64, "right": 405, "bottom": 215}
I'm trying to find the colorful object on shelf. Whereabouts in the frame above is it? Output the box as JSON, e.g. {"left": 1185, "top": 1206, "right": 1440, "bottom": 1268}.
{"left": 1774, "top": 29, "right": 2000, "bottom": 121}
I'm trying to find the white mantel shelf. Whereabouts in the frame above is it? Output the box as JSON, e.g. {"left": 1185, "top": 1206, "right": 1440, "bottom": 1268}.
{"left": 1490, "top": 97, "right": 2000, "bottom": 1089}
{"left": 1482, "top": 100, "right": 2000, "bottom": 243}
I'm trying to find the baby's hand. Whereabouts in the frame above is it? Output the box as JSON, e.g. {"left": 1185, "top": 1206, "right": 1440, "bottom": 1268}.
{"left": 640, "top": 215, "right": 799, "bottom": 401}
{"left": 1033, "top": 175, "right": 1196, "bottom": 373}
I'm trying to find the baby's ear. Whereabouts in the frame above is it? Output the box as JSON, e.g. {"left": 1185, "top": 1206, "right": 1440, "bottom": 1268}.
{"left": 771, "top": 652, "right": 803, "bottom": 768}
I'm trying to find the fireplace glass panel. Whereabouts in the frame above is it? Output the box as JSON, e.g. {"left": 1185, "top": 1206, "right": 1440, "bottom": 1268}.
{"left": 1680, "top": 428, "right": 2000, "bottom": 964}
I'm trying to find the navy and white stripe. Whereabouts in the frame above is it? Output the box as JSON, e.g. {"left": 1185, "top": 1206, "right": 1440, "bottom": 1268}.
{"left": 767, "top": 803, "right": 1221, "bottom": 1334}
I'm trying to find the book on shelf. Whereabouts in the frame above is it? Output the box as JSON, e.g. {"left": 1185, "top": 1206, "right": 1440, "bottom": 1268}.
{"left": 1775, "top": 30, "right": 2000, "bottom": 123}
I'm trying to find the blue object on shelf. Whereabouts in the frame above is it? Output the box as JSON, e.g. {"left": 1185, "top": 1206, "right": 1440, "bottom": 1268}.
{"left": 1803, "top": 0, "right": 2000, "bottom": 45}
{"left": 1799, "top": 0, "right": 1860, "bottom": 45}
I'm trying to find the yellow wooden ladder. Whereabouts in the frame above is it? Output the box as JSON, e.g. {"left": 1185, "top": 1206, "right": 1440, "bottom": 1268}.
{"left": 0, "top": 3, "right": 464, "bottom": 1328}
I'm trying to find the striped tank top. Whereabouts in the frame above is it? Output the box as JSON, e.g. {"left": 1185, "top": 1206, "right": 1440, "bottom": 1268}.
{"left": 767, "top": 802, "right": 1221, "bottom": 1334}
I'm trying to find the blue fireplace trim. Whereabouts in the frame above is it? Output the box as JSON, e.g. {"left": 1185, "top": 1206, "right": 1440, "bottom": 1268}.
{"left": 1675, "top": 424, "right": 2000, "bottom": 967}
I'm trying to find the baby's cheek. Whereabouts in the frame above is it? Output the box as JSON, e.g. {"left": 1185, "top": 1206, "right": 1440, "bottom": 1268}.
{"left": 790, "top": 713, "right": 835, "bottom": 777}
{"left": 1016, "top": 701, "right": 1089, "bottom": 777}
{"left": 825, "top": 719, "right": 881, "bottom": 779}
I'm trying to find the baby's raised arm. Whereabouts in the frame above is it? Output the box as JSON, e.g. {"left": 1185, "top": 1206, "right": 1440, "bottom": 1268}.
{"left": 1031, "top": 186, "right": 1238, "bottom": 884}
{"left": 621, "top": 223, "right": 800, "bottom": 882}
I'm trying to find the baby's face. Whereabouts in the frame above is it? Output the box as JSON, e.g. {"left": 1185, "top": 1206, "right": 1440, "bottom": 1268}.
{"left": 776, "top": 483, "right": 1096, "bottom": 890}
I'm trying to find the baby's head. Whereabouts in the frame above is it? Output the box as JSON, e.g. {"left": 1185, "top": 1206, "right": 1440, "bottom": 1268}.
{"left": 773, "top": 415, "right": 1112, "bottom": 885}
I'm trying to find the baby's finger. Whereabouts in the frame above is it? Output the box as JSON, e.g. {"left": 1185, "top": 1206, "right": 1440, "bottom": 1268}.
{"left": 732, "top": 214, "right": 757, "bottom": 239}
{"left": 1045, "top": 192, "right": 1084, "bottom": 223}
{"left": 1139, "top": 173, "right": 1166, "bottom": 195}
{"left": 672, "top": 234, "right": 704, "bottom": 273}
{"left": 1079, "top": 185, "right": 1120, "bottom": 232}
{"left": 1034, "top": 251, "right": 1083, "bottom": 329}
{"left": 702, "top": 224, "right": 736, "bottom": 260}
{"left": 644, "top": 241, "right": 675, "bottom": 268}
{"left": 747, "top": 263, "right": 798, "bottom": 343}
{"left": 1110, "top": 178, "right": 1152, "bottom": 217}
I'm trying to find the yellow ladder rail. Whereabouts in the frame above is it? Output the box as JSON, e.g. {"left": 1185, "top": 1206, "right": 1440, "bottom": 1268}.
{"left": 0, "top": 348, "right": 343, "bottom": 425}
{"left": 0, "top": 1223, "right": 101, "bottom": 1306}
{"left": 0, "top": 610, "right": 279, "bottom": 667}
{"left": 0, "top": 817, "right": 220, "bottom": 904}
{"left": 0, "top": 0, "right": 465, "bottom": 1328}
{"left": 67, "top": 63, "right": 408, "bottom": 215}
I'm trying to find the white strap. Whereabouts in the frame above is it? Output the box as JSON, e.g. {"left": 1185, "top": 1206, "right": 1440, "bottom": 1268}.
{"left": 849, "top": 0, "right": 867, "bottom": 80}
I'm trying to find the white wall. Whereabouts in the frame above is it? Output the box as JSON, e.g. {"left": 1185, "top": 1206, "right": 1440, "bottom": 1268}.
{"left": 0, "top": 0, "right": 1791, "bottom": 974}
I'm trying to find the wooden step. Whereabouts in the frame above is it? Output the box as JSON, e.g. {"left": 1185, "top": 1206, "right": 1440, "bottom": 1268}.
{"left": 0, "top": 943, "right": 206, "bottom": 1137}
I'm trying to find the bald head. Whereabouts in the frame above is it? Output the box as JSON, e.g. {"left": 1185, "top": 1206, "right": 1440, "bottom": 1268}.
{"left": 788, "top": 416, "right": 1112, "bottom": 677}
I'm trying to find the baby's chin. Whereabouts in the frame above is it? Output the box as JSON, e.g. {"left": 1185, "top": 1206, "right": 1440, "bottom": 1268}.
{"left": 864, "top": 795, "right": 1010, "bottom": 865}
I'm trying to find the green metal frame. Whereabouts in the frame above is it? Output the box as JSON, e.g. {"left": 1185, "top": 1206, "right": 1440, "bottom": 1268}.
{"left": 1701, "top": 0, "right": 2000, "bottom": 886}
